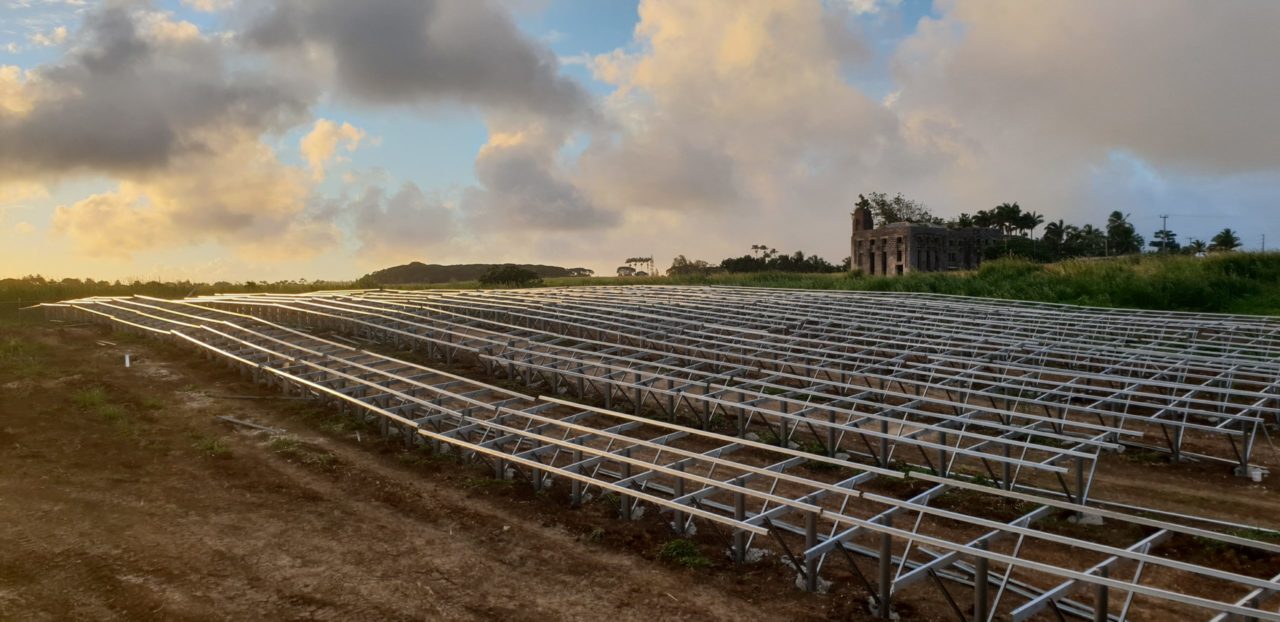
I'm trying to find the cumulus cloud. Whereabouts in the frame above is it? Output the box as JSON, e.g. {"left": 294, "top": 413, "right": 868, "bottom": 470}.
{"left": 349, "top": 182, "right": 455, "bottom": 260}
{"left": 243, "top": 0, "right": 611, "bottom": 239}
{"left": 244, "top": 0, "right": 593, "bottom": 122}
{"left": 563, "top": 0, "right": 900, "bottom": 260}
{"left": 28, "top": 25, "right": 68, "bottom": 48}
{"left": 0, "top": 65, "right": 35, "bottom": 115}
{"left": 881, "top": 0, "right": 1280, "bottom": 227}
{"left": 52, "top": 127, "right": 337, "bottom": 259}
{"left": 183, "top": 0, "right": 235, "bottom": 12}
{"left": 894, "top": 0, "right": 1280, "bottom": 174}
{"left": 0, "top": 5, "right": 310, "bottom": 180}
{"left": 558, "top": 0, "right": 1280, "bottom": 266}
{"left": 463, "top": 119, "right": 617, "bottom": 232}
{"left": 9, "top": 5, "right": 335, "bottom": 260}
{"left": 300, "top": 118, "right": 365, "bottom": 181}
{"left": 0, "top": 179, "right": 46, "bottom": 206}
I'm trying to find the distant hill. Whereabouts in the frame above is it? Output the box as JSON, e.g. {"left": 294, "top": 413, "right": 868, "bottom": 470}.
{"left": 357, "top": 262, "right": 590, "bottom": 285}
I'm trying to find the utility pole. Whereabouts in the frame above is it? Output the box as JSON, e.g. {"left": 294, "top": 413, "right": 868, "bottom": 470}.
{"left": 1262, "top": 233, "right": 1267, "bottom": 253}
{"left": 1159, "top": 214, "right": 1169, "bottom": 253}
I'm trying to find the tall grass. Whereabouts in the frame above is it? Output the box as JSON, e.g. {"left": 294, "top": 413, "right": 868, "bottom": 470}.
{"left": 4, "top": 253, "right": 1278, "bottom": 316}
{"left": 527, "top": 253, "right": 1280, "bottom": 314}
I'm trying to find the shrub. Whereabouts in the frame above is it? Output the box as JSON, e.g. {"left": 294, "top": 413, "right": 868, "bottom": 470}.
{"left": 478, "top": 265, "right": 544, "bottom": 288}
{"left": 657, "top": 539, "right": 711, "bottom": 568}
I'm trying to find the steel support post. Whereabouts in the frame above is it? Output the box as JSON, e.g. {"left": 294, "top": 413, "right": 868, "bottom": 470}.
{"left": 879, "top": 514, "right": 893, "bottom": 619}
{"left": 1094, "top": 565, "right": 1109, "bottom": 622}
{"left": 571, "top": 448, "right": 583, "bottom": 507}
{"left": 804, "top": 510, "right": 818, "bottom": 592}
{"left": 734, "top": 491, "right": 747, "bottom": 565}
{"left": 673, "top": 463, "right": 686, "bottom": 534}
{"left": 974, "top": 540, "right": 989, "bottom": 622}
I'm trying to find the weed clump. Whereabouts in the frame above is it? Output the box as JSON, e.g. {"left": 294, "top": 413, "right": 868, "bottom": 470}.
{"left": 657, "top": 539, "right": 711, "bottom": 568}
{"left": 68, "top": 386, "right": 138, "bottom": 435}
{"left": 269, "top": 435, "right": 338, "bottom": 471}
{"left": 192, "top": 435, "right": 232, "bottom": 459}
{"left": 0, "top": 337, "right": 47, "bottom": 377}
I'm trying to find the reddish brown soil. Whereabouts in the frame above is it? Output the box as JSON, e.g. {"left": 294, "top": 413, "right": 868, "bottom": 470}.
{"left": 0, "top": 322, "right": 886, "bottom": 621}
{"left": 4, "top": 320, "right": 1277, "bottom": 621}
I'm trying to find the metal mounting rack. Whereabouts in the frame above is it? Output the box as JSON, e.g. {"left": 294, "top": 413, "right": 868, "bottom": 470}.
{"left": 41, "top": 286, "right": 1280, "bottom": 621}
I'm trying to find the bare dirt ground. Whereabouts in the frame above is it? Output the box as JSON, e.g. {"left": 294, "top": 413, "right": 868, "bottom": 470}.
{"left": 4, "top": 319, "right": 1277, "bottom": 621}
{"left": 0, "top": 321, "right": 882, "bottom": 621}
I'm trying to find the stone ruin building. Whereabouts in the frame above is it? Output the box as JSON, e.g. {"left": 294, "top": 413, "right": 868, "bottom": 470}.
{"left": 850, "top": 205, "right": 1002, "bottom": 276}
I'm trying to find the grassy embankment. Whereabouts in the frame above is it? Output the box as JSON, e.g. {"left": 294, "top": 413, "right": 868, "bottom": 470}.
{"left": 480, "top": 253, "right": 1280, "bottom": 316}
{"left": 3, "top": 253, "right": 1279, "bottom": 320}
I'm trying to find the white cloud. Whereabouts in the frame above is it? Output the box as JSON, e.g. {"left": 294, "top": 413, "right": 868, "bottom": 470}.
{"left": 182, "top": 0, "right": 235, "bottom": 12}
{"left": 28, "top": 25, "right": 67, "bottom": 47}
{"left": 838, "top": 0, "right": 901, "bottom": 17}
{"left": 300, "top": 119, "right": 365, "bottom": 181}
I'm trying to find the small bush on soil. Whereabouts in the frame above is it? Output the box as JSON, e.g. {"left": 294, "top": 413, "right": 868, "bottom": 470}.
{"left": 193, "top": 436, "right": 232, "bottom": 459}
{"left": 0, "top": 337, "right": 46, "bottom": 377}
{"left": 71, "top": 386, "right": 109, "bottom": 409}
{"left": 1123, "top": 449, "right": 1166, "bottom": 465}
{"left": 657, "top": 539, "right": 711, "bottom": 568}
{"left": 269, "top": 436, "right": 338, "bottom": 471}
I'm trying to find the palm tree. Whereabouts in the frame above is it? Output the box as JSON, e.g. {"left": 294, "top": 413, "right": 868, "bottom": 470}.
{"left": 1043, "top": 220, "right": 1065, "bottom": 244}
{"left": 1020, "top": 211, "right": 1045, "bottom": 237}
{"left": 1073, "top": 224, "right": 1106, "bottom": 256}
{"left": 994, "top": 202, "right": 1023, "bottom": 236}
{"left": 1210, "top": 228, "right": 1242, "bottom": 252}
{"left": 1106, "top": 211, "right": 1143, "bottom": 255}
{"left": 1186, "top": 239, "right": 1208, "bottom": 255}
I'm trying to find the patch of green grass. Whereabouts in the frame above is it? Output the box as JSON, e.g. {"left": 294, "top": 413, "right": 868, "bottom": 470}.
{"left": 756, "top": 428, "right": 782, "bottom": 446}
{"left": 68, "top": 386, "right": 139, "bottom": 435}
{"left": 97, "top": 403, "right": 129, "bottom": 425}
{"left": 1229, "top": 527, "right": 1280, "bottom": 544}
{"left": 192, "top": 435, "right": 232, "bottom": 459}
{"left": 8, "top": 253, "right": 1280, "bottom": 315}
{"left": 268, "top": 435, "right": 338, "bottom": 471}
{"left": 70, "top": 386, "right": 110, "bottom": 409}
{"left": 268, "top": 435, "right": 302, "bottom": 453}
{"left": 0, "top": 336, "right": 47, "bottom": 377}
{"left": 1123, "top": 448, "right": 1167, "bottom": 465}
{"left": 657, "top": 539, "right": 711, "bottom": 568}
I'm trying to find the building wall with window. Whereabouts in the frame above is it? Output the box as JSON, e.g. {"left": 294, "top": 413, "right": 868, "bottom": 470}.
{"left": 850, "top": 207, "right": 1002, "bottom": 276}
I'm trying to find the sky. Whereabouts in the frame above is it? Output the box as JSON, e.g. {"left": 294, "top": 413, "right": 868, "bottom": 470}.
{"left": 0, "top": 0, "right": 1277, "bottom": 282}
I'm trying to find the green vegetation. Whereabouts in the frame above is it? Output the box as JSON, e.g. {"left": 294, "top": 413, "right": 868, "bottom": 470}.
{"left": 1230, "top": 527, "right": 1280, "bottom": 544}
{"left": 268, "top": 435, "right": 338, "bottom": 470}
{"left": 477, "top": 264, "right": 544, "bottom": 288}
{"left": 70, "top": 386, "right": 110, "bottom": 409}
{"left": 69, "top": 386, "right": 137, "bottom": 435}
{"left": 0, "top": 335, "right": 47, "bottom": 378}
{"left": 192, "top": 435, "right": 232, "bottom": 459}
{"left": 6, "top": 252, "right": 1280, "bottom": 317}
{"left": 356, "top": 261, "right": 591, "bottom": 286}
{"left": 578, "top": 253, "right": 1280, "bottom": 315}
{"left": 656, "top": 539, "right": 712, "bottom": 568}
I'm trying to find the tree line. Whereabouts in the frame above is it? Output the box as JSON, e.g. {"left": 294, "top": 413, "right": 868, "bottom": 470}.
{"left": 638, "top": 192, "right": 1249, "bottom": 277}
